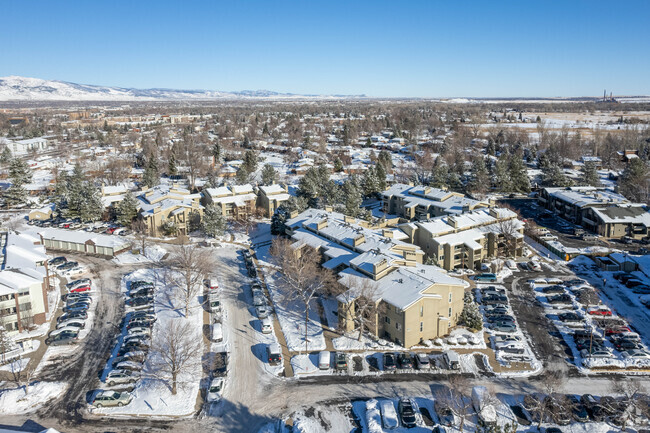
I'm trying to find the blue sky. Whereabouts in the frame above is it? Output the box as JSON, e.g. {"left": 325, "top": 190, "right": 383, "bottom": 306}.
{"left": 2, "top": 0, "right": 649, "bottom": 97}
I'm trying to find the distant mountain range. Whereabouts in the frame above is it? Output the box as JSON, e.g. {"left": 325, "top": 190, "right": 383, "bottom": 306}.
{"left": 0, "top": 76, "right": 365, "bottom": 101}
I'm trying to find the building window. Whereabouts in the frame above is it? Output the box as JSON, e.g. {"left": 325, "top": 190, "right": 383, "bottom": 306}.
{"left": 396, "top": 322, "right": 401, "bottom": 330}
{"left": 420, "top": 306, "right": 423, "bottom": 317}
{"left": 385, "top": 317, "right": 391, "bottom": 324}
{"left": 448, "top": 293, "right": 452, "bottom": 303}
{"left": 448, "top": 307, "right": 452, "bottom": 317}
{"left": 420, "top": 322, "right": 423, "bottom": 332}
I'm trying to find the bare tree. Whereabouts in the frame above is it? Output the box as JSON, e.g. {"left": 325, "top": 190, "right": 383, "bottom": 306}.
{"left": 10, "top": 355, "right": 34, "bottom": 395}
{"left": 337, "top": 276, "right": 384, "bottom": 341}
{"left": 131, "top": 219, "right": 149, "bottom": 258}
{"left": 436, "top": 375, "right": 473, "bottom": 432}
{"left": 524, "top": 371, "right": 564, "bottom": 430}
{"left": 270, "top": 238, "right": 335, "bottom": 352}
{"left": 168, "top": 241, "right": 215, "bottom": 317}
{"left": 495, "top": 217, "right": 521, "bottom": 258}
{"left": 149, "top": 319, "right": 201, "bottom": 395}
{"left": 611, "top": 378, "right": 646, "bottom": 431}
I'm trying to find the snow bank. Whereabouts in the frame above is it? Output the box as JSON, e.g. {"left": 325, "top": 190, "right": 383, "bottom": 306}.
{"left": 0, "top": 381, "right": 68, "bottom": 414}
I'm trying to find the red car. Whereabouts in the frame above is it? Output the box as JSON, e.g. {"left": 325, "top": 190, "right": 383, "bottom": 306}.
{"left": 70, "top": 285, "right": 91, "bottom": 293}
{"left": 588, "top": 307, "right": 612, "bottom": 316}
{"left": 605, "top": 326, "right": 631, "bottom": 335}
{"left": 106, "top": 227, "right": 118, "bottom": 234}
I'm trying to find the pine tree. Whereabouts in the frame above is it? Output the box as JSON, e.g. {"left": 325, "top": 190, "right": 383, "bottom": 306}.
{"left": 242, "top": 150, "right": 258, "bottom": 173}
{"left": 493, "top": 156, "right": 512, "bottom": 192}
{"left": 468, "top": 157, "right": 490, "bottom": 196}
{"left": 116, "top": 191, "right": 139, "bottom": 227}
{"left": 377, "top": 150, "right": 393, "bottom": 173}
{"left": 361, "top": 167, "right": 379, "bottom": 197}
{"left": 168, "top": 152, "right": 178, "bottom": 177}
{"left": 458, "top": 292, "right": 483, "bottom": 330}
{"left": 334, "top": 158, "right": 344, "bottom": 172}
{"left": 543, "top": 164, "right": 572, "bottom": 187}
{"left": 0, "top": 146, "right": 12, "bottom": 164}
{"left": 142, "top": 155, "right": 159, "bottom": 188}
{"left": 619, "top": 158, "right": 650, "bottom": 203}
{"left": 211, "top": 140, "right": 222, "bottom": 162}
{"left": 9, "top": 158, "right": 32, "bottom": 185}
{"left": 375, "top": 162, "right": 387, "bottom": 192}
{"left": 202, "top": 203, "right": 226, "bottom": 237}
{"left": 236, "top": 166, "right": 250, "bottom": 184}
{"left": 581, "top": 161, "right": 601, "bottom": 187}
{"left": 261, "top": 164, "right": 278, "bottom": 185}
{"left": 431, "top": 162, "right": 449, "bottom": 189}
{"left": 342, "top": 180, "right": 363, "bottom": 217}
{"left": 79, "top": 183, "right": 103, "bottom": 222}
{"left": 508, "top": 155, "right": 531, "bottom": 193}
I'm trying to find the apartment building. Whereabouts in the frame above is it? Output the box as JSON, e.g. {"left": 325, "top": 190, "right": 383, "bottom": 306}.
{"left": 0, "top": 232, "right": 50, "bottom": 335}
{"left": 539, "top": 187, "right": 650, "bottom": 239}
{"left": 382, "top": 183, "right": 488, "bottom": 221}
{"left": 137, "top": 183, "right": 203, "bottom": 237}
{"left": 399, "top": 208, "right": 525, "bottom": 270}
{"left": 203, "top": 184, "right": 257, "bottom": 219}
{"left": 284, "top": 209, "right": 468, "bottom": 347}
{"left": 257, "top": 184, "right": 291, "bottom": 216}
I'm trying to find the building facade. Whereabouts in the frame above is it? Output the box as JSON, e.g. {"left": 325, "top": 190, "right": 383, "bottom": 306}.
{"left": 137, "top": 183, "right": 204, "bottom": 237}
{"left": 204, "top": 184, "right": 257, "bottom": 219}
{"left": 257, "top": 184, "right": 291, "bottom": 216}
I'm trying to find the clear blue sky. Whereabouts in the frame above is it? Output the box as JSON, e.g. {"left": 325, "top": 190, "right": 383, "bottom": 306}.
{"left": 2, "top": 0, "right": 649, "bottom": 97}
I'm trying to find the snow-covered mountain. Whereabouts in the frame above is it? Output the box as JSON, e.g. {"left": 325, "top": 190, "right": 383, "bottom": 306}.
{"left": 0, "top": 76, "right": 364, "bottom": 101}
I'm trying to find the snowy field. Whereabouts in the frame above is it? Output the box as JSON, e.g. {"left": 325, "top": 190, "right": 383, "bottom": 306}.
{"left": 111, "top": 244, "right": 168, "bottom": 265}
{"left": 91, "top": 267, "right": 204, "bottom": 417}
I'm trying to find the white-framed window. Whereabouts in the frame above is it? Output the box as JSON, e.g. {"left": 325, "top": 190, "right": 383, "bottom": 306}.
{"left": 396, "top": 322, "right": 401, "bottom": 330}
{"left": 420, "top": 322, "right": 423, "bottom": 332}
{"left": 448, "top": 307, "right": 452, "bottom": 317}
{"left": 448, "top": 293, "right": 452, "bottom": 303}
{"left": 385, "top": 317, "right": 391, "bottom": 324}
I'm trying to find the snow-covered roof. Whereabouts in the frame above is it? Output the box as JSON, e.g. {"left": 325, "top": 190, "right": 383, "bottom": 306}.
{"left": 592, "top": 205, "right": 650, "bottom": 225}
{"left": 259, "top": 184, "right": 286, "bottom": 195}
{"left": 38, "top": 228, "right": 129, "bottom": 250}
{"left": 383, "top": 183, "right": 486, "bottom": 215}
{"left": 544, "top": 186, "right": 628, "bottom": 207}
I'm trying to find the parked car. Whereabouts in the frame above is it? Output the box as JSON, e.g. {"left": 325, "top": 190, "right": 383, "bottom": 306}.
{"left": 92, "top": 390, "right": 133, "bottom": 408}
{"left": 397, "top": 397, "right": 417, "bottom": 428}
{"left": 435, "top": 400, "right": 455, "bottom": 426}
{"left": 45, "top": 331, "right": 78, "bottom": 345}
{"left": 383, "top": 353, "right": 397, "bottom": 371}
{"left": 57, "top": 261, "right": 78, "bottom": 271}
{"left": 206, "top": 377, "right": 224, "bottom": 403}
{"left": 69, "top": 285, "right": 91, "bottom": 293}
{"left": 126, "top": 296, "right": 154, "bottom": 307}
{"left": 548, "top": 294, "right": 572, "bottom": 304}
{"left": 558, "top": 312, "right": 583, "bottom": 322}
{"left": 112, "top": 352, "right": 146, "bottom": 368}
{"left": 49, "top": 256, "right": 67, "bottom": 266}
{"left": 66, "top": 278, "right": 91, "bottom": 288}
{"left": 210, "top": 323, "right": 223, "bottom": 342}
{"left": 379, "top": 400, "right": 399, "bottom": 429}
{"left": 104, "top": 369, "right": 137, "bottom": 386}
{"left": 63, "top": 292, "right": 92, "bottom": 303}
{"left": 397, "top": 353, "right": 413, "bottom": 369}
{"left": 527, "top": 261, "right": 542, "bottom": 272}
{"left": 318, "top": 351, "right": 330, "bottom": 370}
{"left": 267, "top": 343, "right": 282, "bottom": 364}
{"left": 566, "top": 395, "right": 589, "bottom": 422}
{"left": 335, "top": 352, "right": 347, "bottom": 371}
{"left": 56, "top": 319, "right": 85, "bottom": 330}
{"left": 63, "top": 303, "right": 90, "bottom": 313}
{"left": 475, "top": 273, "right": 497, "bottom": 282}
{"left": 581, "top": 348, "right": 613, "bottom": 358}
{"left": 256, "top": 305, "right": 271, "bottom": 318}
{"left": 57, "top": 311, "right": 88, "bottom": 323}
{"left": 414, "top": 353, "right": 430, "bottom": 369}
{"left": 252, "top": 295, "right": 266, "bottom": 307}
{"left": 587, "top": 307, "right": 612, "bottom": 316}
{"left": 622, "top": 349, "right": 650, "bottom": 359}
{"left": 260, "top": 317, "right": 273, "bottom": 334}
{"left": 113, "top": 360, "right": 144, "bottom": 372}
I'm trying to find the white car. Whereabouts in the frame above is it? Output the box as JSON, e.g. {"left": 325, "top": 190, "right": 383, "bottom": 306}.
{"left": 581, "top": 348, "right": 613, "bottom": 359}
{"left": 49, "top": 326, "right": 80, "bottom": 337}
{"left": 256, "top": 305, "right": 271, "bottom": 318}
{"left": 527, "top": 261, "right": 542, "bottom": 272}
{"left": 252, "top": 295, "right": 266, "bottom": 307}
{"left": 467, "top": 335, "right": 481, "bottom": 345}
{"left": 622, "top": 350, "right": 650, "bottom": 359}
{"left": 61, "top": 266, "right": 86, "bottom": 277}
{"left": 505, "top": 260, "right": 517, "bottom": 270}
{"left": 56, "top": 319, "right": 85, "bottom": 330}
{"left": 206, "top": 377, "right": 224, "bottom": 403}
{"left": 104, "top": 369, "right": 137, "bottom": 386}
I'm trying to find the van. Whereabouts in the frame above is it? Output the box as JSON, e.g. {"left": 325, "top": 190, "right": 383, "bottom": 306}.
{"left": 267, "top": 343, "right": 282, "bottom": 364}
{"left": 261, "top": 317, "right": 273, "bottom": 334}
{"left": 318, "top": 350, "right": 330, "bottom": 370}
{"left": 443, "top": 350, "right": 460, "bottom": 370}
{"left": 205, "top": 278, "right": 219, "bottom": 290}
{"left": 210, "top": 323, "right": 223, "bottom": 342}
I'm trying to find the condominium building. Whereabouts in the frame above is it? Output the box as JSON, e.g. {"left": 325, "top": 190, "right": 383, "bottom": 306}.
{"left": 399, "top": 208, "right": 525, "bottom": 270}
{"left": 257, "top": 184, "right": 291, "bottom": 216}
{"left": 284, "top": 209, "right": 468, "bottom": 347}
{"left": 137, "top": 183, "right": 203, "bottom": 237}
{"left": 382, "top": 183, "right": 488, "bottom": 221}
{"left": 539, "top": 187, "right": 650, "bottom": 239}
{"left": 203, "top": 184, "right": 257, "bottom": 219}
{"left": 0, "top": 232, "right": 51, "bottom": 335}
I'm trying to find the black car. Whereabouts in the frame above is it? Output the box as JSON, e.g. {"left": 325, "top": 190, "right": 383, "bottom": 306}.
{"left": 126, "top": 296, "right": 154, "bottom": 307}
{"left": 129, "top": 287, "right": 155, "bottom": 298}
{"left": 57, "top": 261, "right": 78, "bottom": 270}
{"left": 57, "top": 311, "right": 88, "bottom": 323}
{"left": 127, "top": 319, "right": 154, "bottom": 330}
{"left": 432, "top": 427, "right": 447, "bottom": 433}
{"left": 487, "top": 315, "right": 515, "bottom": 323}
{"left": 397, "top": 353, "right": 413, "bottom": 369}
{"left": 397, "top": 398, "right": 417, "bottom": 428}
{"left": 541, "top": 285, "right": 565, "bottom": 294}
{"left": 49, "top": 256, "right": 67, "bottom": 266}
{"left": 558, "top": 312, "right": 583, "bottom": 322}
{"left": 383, "top": 353, "right": 397, "bottom": 370}
{"left": 66, "top": 278, "right": 91, "bottom": 288}
{"left": 129, "top": 311, "right": 156, "bottom": 321}
{"left": 581, "top": 394, "right": 606, "bottom": 421}
{"left": 62, "top": 292, "right": 92, "bottom": 302}
{"left": 547, "top": 294, "right": 572, "bottom": 304}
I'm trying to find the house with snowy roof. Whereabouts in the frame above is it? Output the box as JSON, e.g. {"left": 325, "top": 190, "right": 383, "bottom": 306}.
{"left": 284, "top": 209, "right": 468, "bottom": 347}
{"left": 136, "top": 183, "right": 203, "bottom": 237}
{"left": 257, "top": 184, "right": 291, "bottom": 216}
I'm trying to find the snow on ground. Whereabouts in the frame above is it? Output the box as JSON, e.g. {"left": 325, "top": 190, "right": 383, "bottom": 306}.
{"left": 0, "top": 381, "right": 68, "bottom": 414}
{"left": 93, "top": 267, "right": 203, "bottom": 416}
{"left": 111, "top": 244, "right": 168, "bottom": 265}
{"left": 291, "top": 353, "right": 331, "bottom": 376}
{"left": 333, "top": 331, "right": 400, "bottom": 351}
{"left": 320, "top": 297, "right": 338, "bottom": 331}
{"left": 264, "top": 272, "right": 326, "bottom": 352}
{"left": 0, "top": 357, "right": 30, "bottom": 372}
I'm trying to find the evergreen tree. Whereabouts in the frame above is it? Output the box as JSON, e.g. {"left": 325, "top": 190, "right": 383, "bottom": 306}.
{"left": 168, "top": 152, "right": 178, "bottom": 177}
{"left": 188, "top": 210, "right": 202, "bottom": 233}
{"left": 202, "top": 203, "right": 226, "bottom": 237}
{"left": 334, "top": 157, "right": 344, "bottom": 172}
{"left": 468, "top": 157, "right": 490, "bottom": 195}
{"left": 361, "top": 167, "right": 379, "bottom": 197}
{"left": 508, "top": 155, "right": 531, "bottom": 193}
{"left": 79, "top": 183, "right": 103, "bottom": 222}
{"left": 458, "top": 292, "right": 483, "bottom": 330}
{"left": 9, "top": 158, "right": 32, "bottom": 185}
{"left": 377, "top": 150, "right": 393, "bottom": 173}
{"left": 581, "top": 161, "right": 601, "bottom": 187}
{"left": 261, "top": 163, "right": 278, "bottom": 185}
{"left": 342, "top": 180, "right": 363, "bottom": 217}
{"left": 142, "top": 154, "right": 159, "bottom": 188}
{"left": 543, "top": 164, "right": 572, "bottom": 187}
{"left": 242, "top": 150, "right": 258, "bottom": 174}
{"left": 271, "top": 196, "right": 308, "bottom": 235}
{"left": 0, "top": 146, "right": 12, "bottom": 164}
{"left": 431, "top": 161, "right": 449, "bottom": 189}
{"left": 236, "top": 166, "right": 250, "bottom": 184}
{"left": 116, "top": 191, "right": 139, "bottom": 226}
{"left": 211, "top": 140, "right": 222, "bottom": 162}
{"left": 493, "top": 156, "right": 512, "bottom": 192}
{"left": 375, "top": 162, "right": 387, "bottom": 192}
{"left": 619, "top": 158, "right": 650, "bottom": 203}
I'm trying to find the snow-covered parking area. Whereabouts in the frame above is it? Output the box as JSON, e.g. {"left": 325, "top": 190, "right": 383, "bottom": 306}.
{"left": 90, "top": 268, "right": 204, "bottom": 417}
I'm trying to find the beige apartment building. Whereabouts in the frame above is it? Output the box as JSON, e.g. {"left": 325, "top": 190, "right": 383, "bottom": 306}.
{"left": 203, "top": 184, "right": 257, "bottom": 219}
{"left": 257, "top": 184, "right": 291, "bottom": 216}
{"left": 285, "top": 209, "right": 468, "bottom": 348}
{"left": 399, "top": 208, "right": 525, "bottom": 270}
{"left": 137, "top": 183, "right": 203, "bottom": 237}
